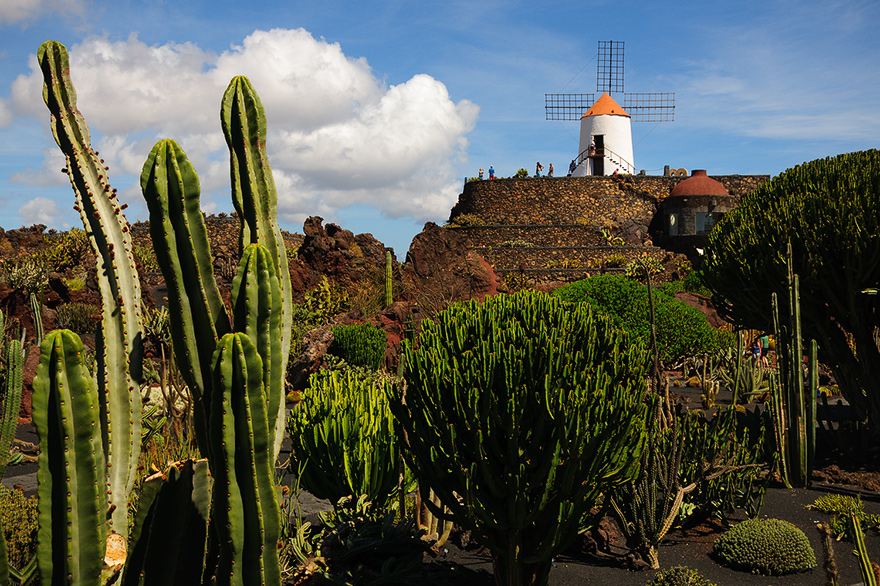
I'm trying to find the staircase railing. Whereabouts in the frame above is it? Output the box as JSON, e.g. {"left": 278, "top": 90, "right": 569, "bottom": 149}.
{"left": 575, "top": 146, "right": 635, "bottom": 174}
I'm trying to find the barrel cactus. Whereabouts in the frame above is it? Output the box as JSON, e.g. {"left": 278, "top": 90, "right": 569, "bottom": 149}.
{"left": 394, "top": 290, "right": 649, "bottom": 586}
{"left": 713, "top": 517, "right": 816, "bottom": 575}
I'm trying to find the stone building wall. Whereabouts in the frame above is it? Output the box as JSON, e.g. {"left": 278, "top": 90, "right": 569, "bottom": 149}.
{"left": 446, "top": 173, "right": 768, "bottom": 284}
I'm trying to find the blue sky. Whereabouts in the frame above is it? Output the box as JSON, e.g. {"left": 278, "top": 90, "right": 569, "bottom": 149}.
{"left": 1, "top": 1, "right": 878, "bottom": 256}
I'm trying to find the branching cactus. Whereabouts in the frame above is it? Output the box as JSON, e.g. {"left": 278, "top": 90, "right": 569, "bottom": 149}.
{"left": 394, "top": 290, "right": 649, "bottom": 586}
{"left": 210, "top": 333, "right": 281, "bottom": 586}
{"left": 38, "top": 40, "right": 145, "bottom": 536}
{"left": 142, "top": 79, "right": 291, "bottom": 462}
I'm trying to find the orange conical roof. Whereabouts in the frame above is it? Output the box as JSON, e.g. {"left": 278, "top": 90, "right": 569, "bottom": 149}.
{"left": 581, "top": 93, "right": 630, "bottom": 118}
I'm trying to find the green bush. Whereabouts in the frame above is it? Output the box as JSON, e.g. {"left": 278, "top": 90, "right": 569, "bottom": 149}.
{"left": 645, "top": 566, "right": 717, "bottom": 586}
{"left": 394, "top": 290, "right": 649, "bottom": 586}
{"left": 329, "top": 323, "right": 387, "bottom": 371}
{"left": 514, "top": 168, "right": 529, "bottom": 178}
{"left": 713, "top": 518, "right": 815, "bottom": 575}
{"left": 55, "top": 302, "right": 100, "bottom": 334}
{"left": 287, "top": 370, "right": 404, "bottom": 510}
{"left": 0, "top": 485, "right": 38, "bottom": 573}
{"left": 551, "top": 274, "right": 727, "bottom": 364}
{"left": 807, "top": 493, "right": 880, "bottom": 539}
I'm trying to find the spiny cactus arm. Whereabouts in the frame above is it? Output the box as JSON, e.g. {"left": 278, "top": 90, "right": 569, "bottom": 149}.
{"left": 231, "top": 243, "right": 282, "bottom": 451}
{"left": 0, "top": 337, "right": 23, "bottom": 478}
{"left": 141, "top": 139, "right": 231, "bottom": 458}
{"left": 122, "top": 459, "right": 213, "bottom": 586}
{"left": 221, "top": 76, "right": 292, "bottom": 454}
{"left": 210, "top": 333, "right": 281, "bottom": 586}
{"left": 38, "top": 40, "right": 145, "bottom": 535}
{"left": 33, "top": 330, "right": 107, "bottom": 586}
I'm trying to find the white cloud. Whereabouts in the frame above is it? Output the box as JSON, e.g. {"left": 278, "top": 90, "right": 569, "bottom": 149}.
{"left": 0, "top": 0, "right": 84, "bottom": 26}
{"left": 18, "top": 196, "right": 60, "bottom": 225}
{"left": 0, "top": 98, "right": 11, "bottom": 127}
{"left": 9, "top": 28, "right": 479, "bottom": 224}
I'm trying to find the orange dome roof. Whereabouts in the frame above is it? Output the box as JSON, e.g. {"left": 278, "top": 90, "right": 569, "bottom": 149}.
{"left": 581, "top": 93, "right": 630, "bottom": 118}
{"left": 671, "top": 170, "right": 728, "bottom": 196}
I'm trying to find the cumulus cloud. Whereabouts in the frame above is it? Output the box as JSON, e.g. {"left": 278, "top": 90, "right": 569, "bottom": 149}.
{"left": 9, "top": 28, "right": 478, "bottom": 223}
{"left": 0, "top": 0, "right": 85, "bottom": 26}
{"left": 18, "top": 196, "right": 61, "bottom": 225}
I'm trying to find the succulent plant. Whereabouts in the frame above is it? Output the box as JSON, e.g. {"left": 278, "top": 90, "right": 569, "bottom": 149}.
{"left": 713, "top": 518, "right": 815, "bottom": 575}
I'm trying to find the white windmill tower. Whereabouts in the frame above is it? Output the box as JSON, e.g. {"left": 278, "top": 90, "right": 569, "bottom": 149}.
{"left": 546, "top": 41, "right": 674, "bottom": 176}
{"left": 576, "top": 92, "right": 634, "bottom": 176}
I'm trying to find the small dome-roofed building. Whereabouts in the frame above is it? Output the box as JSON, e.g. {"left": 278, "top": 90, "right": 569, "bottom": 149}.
{"left": 658, "top": 170, "right": 738, "bottom": 266}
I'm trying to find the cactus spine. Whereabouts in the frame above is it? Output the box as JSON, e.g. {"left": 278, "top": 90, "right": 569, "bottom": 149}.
{"left": 38, "top": 40, "right": 144, "bottom": 535}
{"left": 32, "top": 330, "right": 108, "bottom": 586}
{"left": 210, "top": 333, "right": 281, "bottom": 586}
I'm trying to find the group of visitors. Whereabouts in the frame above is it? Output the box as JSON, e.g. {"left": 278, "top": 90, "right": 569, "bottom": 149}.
{"left": 535, "top": 162, "right": 553, "bottom": 177}
{"left": 477, "top": 166, "right": 495, "bottom": 180}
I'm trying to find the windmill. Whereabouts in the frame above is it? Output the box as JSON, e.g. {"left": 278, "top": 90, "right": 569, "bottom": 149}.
{"left": 545, "top": 41, "right": 674, "bottom": 176}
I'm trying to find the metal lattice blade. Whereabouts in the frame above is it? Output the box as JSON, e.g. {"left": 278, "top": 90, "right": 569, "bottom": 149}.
{"left": 545, "top": 92, "right": 674, "bottom": 122}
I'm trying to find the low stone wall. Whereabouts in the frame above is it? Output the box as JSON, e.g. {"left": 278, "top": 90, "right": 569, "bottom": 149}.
{"left": 449, "top": 174, "right": 769, "bottom": 228}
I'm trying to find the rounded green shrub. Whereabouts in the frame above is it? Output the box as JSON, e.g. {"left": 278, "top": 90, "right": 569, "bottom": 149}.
{"left": 287, "top": 370, "right": 403, "bottom": 510}
{"left": 646, "top": 566, "right": 717, "bottom": 586}
{"left": 329, "top": 323, "right": 387, "bottom": 371}
{"left": 551, "top": 274, "right": 728, "bottom": 364}
{"left": 713, "top": 518, "right": 815, "bottom": 575}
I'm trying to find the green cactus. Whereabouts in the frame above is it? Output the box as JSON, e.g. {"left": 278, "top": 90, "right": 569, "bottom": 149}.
{"left": 287, "top": 370, "right": 403, "bottom": 510}
{"left": 0, "top": 310, "right": 24, "bottom": 476}
{"left": 329, "top": 323, "right": 387, "bottom": 371}
{"left": 713, "top": 517, "right": 816, "bottom": 576}
{"left": 394, "top": 290, "right": 648, "bottom": 586}
{"left": 848, "top": 513, "right": 878, "bottom": 586}
{"left": 142, "top": 80, "right": 291, "bottom": 463}
{"left": 210, "top": 333, "right": 281, "bottom": 586}
{"left": 769, "top": 243, "right": 817, "bottom": 488}
{"left": 38, "top": 39, "right": 145, "bottom": 535}
{"left": 222, "top": 76, "right": 293, "bottom": 455}
{"left": 385, "top": 249, "right": 393, "bottom": 307}
{"left": 32, "top": 330, "right": 108, "bottom": 586}
{"left": 121, "top": 459, "right": 213, "bottom": 586}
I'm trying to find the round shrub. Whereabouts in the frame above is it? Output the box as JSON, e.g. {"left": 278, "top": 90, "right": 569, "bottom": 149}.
{"left": 551, "top": 274, "right": 727, "bottom": 364}
{"left": 646, "top": 566, "right": 717, "bottom": 586}
{"left": 329, "top": 323, "right": 387, "bottom": 371}
{"left": 713, "top": 518, "right": 815, "bottom": 575}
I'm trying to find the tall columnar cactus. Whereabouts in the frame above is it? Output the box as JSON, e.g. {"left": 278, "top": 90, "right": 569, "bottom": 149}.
{"left": 121, "top": 459, "right": 213, "bottom": 586}
{"left": 142, "top": 78, "right": 291, "bottom": 462}
{"left": 769, "top": 244, "right": 817, "bottom": 488}
{"left": 385, "top": 249, "right": 393, "bottom": 307}
{"left": 32, "top": 330, "right": 108, "bottom": 586}
{"left": 38, "top": 40, "right": 144, "bottom": 535}
{"left": 0, "top": 310, "right": 24, "bottom": 477}
{"left": 222, "top": 76, "right": 293, "bottom": 454}
{"left": 394, "top": 290, "right": 649, "bottom": 586}
{"left": 210, "top": 333, "right": 281, "bottom": 586}
{"left": 141, "top": 139, "right": 230, "bottom": 458}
